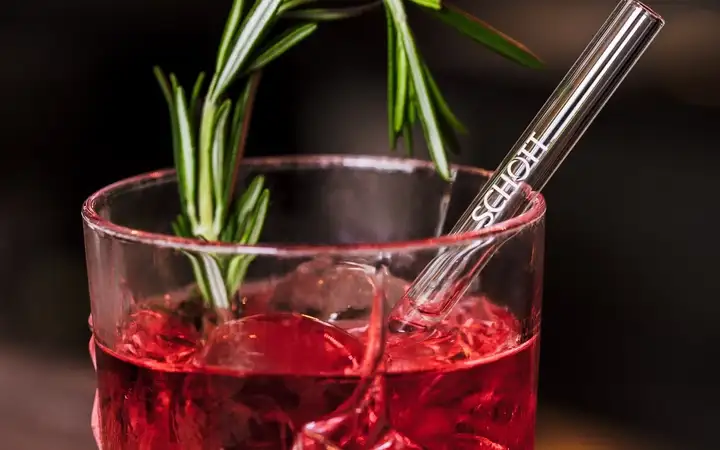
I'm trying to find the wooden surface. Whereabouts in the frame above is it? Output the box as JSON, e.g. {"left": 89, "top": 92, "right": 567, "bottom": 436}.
{"left": 0, "top": 347, "right": 663, "bottom": 450}
{"left": 0, "top": 347, "right": 96, "bottom": 449}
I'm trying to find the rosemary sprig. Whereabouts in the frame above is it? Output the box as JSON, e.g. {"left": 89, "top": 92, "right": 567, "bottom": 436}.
{"left": 155, "top": 0, "right": 320, "bottom": 311}
{"left": 153, "top": 0, "right": 542, "bottom": 312}
{"left": 383, "top": 0, "right": 543, "bottom": 179}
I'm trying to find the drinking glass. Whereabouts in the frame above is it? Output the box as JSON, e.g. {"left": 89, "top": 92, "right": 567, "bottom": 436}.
{"left": 82, "top": 154, "right": 545, "bottom": 450}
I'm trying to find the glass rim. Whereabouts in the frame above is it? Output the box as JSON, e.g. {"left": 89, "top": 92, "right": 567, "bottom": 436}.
{"left": 82, "top": 154, "right": 546, "bottom": 257}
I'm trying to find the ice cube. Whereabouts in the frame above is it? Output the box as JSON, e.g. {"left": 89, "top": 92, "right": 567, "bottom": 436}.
{"left": 424, "top": 435, "right": 508, "bottom": 450}
{"left": 296, "top": 404, "right": 424, "bottom": 450}
{"left": 295, "top": 425, "right": 423, "bottom": 450}
{"left": 117, "top": 306, "right": 200, "bottom": 364}
{"left": 198, "top": 312, "right": 365, "bottom": 374}
{"left": 385, "top": 297, "right": 520, "bottom": 372}
{"left": 267, "top": 257, "right": 409, "bottom": 325}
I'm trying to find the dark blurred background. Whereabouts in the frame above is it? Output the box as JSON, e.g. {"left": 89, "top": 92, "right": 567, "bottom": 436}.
{"left": 0, "top": 0, "right": 718, "bottom": 448}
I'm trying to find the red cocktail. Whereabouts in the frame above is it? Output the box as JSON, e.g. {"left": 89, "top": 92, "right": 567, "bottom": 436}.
{"left": 95, "top": 283, "right": 538, "bottom": 449}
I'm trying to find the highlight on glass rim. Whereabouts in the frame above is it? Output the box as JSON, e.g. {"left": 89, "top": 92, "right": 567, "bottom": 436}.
{"left": 81, "top": 0, "right": 665, "bottom": 449}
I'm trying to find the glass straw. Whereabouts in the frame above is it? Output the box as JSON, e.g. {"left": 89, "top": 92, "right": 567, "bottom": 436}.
{"left": 389, "top": 0, "right": 665, "bottom": 334}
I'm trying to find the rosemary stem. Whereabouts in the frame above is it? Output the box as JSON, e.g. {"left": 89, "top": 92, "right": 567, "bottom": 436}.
{"left": 197, "top": 101, "right": 217, "bottom": 239}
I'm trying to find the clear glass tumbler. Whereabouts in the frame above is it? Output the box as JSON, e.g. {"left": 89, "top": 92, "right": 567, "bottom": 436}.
{"left": 82, "top": 154, "right": 545, "bottom": 450}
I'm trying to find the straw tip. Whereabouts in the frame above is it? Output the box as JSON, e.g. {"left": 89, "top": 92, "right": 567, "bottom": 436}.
{"left": 631, "top": 1, "right": 665, "bottom": 25}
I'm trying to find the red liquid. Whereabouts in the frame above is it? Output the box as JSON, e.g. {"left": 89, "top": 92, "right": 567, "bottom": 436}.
{"left": 95, "top": 300, "right": 538, "bottom": 450}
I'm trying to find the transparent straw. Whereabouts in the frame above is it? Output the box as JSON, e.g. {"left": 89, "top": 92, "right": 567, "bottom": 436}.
{"left": 389, "top": 0, "right": 665, "bottom": 334}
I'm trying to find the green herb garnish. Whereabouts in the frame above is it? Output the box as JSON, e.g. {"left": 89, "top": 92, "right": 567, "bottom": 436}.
{"left": 154, "top": 0, "right": 542, "bottom": 312}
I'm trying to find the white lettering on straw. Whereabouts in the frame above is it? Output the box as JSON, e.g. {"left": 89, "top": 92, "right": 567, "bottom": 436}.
{"left": 471, "top": 132, "right": 548, "bottom": 226}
